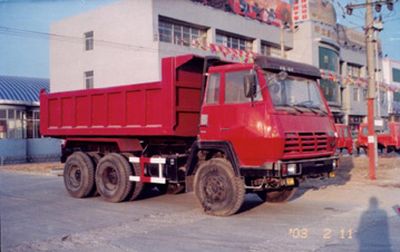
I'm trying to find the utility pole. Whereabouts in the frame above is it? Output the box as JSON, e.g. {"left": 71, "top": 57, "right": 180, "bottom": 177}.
{"left": 366, "top": 0, "right": 377, "bottom": 180}
{"left": 346, "top": 0, "right": 394, "bottom": 180}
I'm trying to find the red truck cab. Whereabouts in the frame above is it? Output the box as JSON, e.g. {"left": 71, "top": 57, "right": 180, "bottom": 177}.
{"left": 41, "top": 54, "right": 338, "bottom": 216}
{"left": 335, "top": 124, "right": 353, "bottom": 154}
{"left": 357, "top": 122, "right": 400, "bottom": 154}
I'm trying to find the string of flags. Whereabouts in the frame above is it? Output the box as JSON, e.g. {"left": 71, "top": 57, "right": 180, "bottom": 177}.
{"left": 191, "top": 39, "right": 400, "bottom": 94}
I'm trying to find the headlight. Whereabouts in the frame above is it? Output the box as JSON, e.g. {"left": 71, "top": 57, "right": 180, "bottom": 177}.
{"left": 328, "top": 131, "right": 335, "bottom": 137}
{"left": 287, "top": 164, "right": 297, "bottom": 175}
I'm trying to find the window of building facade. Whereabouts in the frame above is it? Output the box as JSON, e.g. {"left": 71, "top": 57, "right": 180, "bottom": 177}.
{"left": 84, "top": 31, "right": 94, "bottom": 51}
{"left": 347, "top": 64, "right": 362, "bottom": 78}
{"left": 363, "top": 88, "right": 368, "bottom": 99}
{"left": 319, "top": 47, "right": 339, "bottom": 72}
{"left": 379, "top": 90, "right": 386, "bottom": 105}
{"left": 205, "top": 73, "right": 220, "bottom": 104}
{"left": 260, "top": 42, "right": 281, "bottom": 57}
{"left": 394, "top": 92, "right": 400, "bottom": 102}
{"left": 26, "top": 110, "right": 41, "bottom": 139}
{"left": 216, "top": 32, "right": 252, "bottom": 51}
{"left": 319, "top": 79, "right": 339, "bottom": 104}
{"left": 159, "top": 18, "right": 207, "bottom": 48}
{"left": 0, "top": 108, "right": 25, "bottom": 139}
{"left": 393, "top": 68, "right": 400, "bottom": 83}
{"left": 0, "top": 109, "right": 6, "bottom": 139}
{"left": 85, "top": 71, "right": 94, "bottom": 89}
{"left": 353, "top": 87, "right": 360, "bottom": 102}
{"left": 224, "top": 71, "right": 262, "bottom": 104}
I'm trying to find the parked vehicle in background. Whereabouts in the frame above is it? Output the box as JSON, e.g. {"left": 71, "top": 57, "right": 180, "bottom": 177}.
{"left": 356, "top": 122, "right": 400, "bottom": 154}
{"left": 335, "top": 124, "right": 353, "bottom": 154}
{"left": 40, "top": 54, "right": 338, "bottom": 216}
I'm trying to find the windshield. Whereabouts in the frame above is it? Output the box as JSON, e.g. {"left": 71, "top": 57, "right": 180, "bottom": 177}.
{"left": 263, "top": 72, "right": 327, "bottom": 114}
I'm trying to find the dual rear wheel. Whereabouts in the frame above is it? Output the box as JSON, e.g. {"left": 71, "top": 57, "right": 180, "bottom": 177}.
{"left": 63, "top": 152, "right": 145, "bottom": 202}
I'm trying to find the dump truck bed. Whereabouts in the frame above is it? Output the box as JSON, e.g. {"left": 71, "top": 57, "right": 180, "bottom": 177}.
{"left": 40, "top": 55, "right": 204, "bottom": 137}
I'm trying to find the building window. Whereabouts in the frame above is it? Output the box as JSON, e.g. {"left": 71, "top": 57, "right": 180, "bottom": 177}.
{"left": 320, "top": 79, "right": 339, "bottom": 104}
{"left": 319, "top": 47, "right": 339, "bottom": 72}
{"left": 27, "top": 110, "right": 41, "bottom": 139}
{"left": 380, "top": 90, "right": 386, "bottom": 105}
{"left": 260, "top": 42, "right": 281, "bottom": 57}
{"left": 85, "top": 71, "right": 94, "bottom": 89}
{"left": 347, "top": 64, "right": 362, "bottom": 78}
{"left": 363, "top": 88, "right": 368, "bottom": 99}
{"left": 158, "top": 18, "right": 207, "bottom": 48}
{"left": 216, "top": 32, "right": 252, "bottom": 51}
{"left": 393, "top": 68, "right": 400, "bottom": 83}
{"left": 205, "top": 73, "right": 220, "bottom": 104}
{"left": 353, "top": 87, "right": 360, "bottom": 102}
{"left": 0, "top": 109, "right": 6, "bottom": 139}
{"left": 0, "top": 108, "right": 25, "bottom": 139}
{"left": 84, "top": 31, "right": 94, "bottom": 51}
{"left": 394, "top": 92, "right": 400, "bottom": 102}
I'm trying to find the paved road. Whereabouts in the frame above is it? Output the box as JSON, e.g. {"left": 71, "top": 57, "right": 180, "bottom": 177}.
{"left": 1, "top": 171, "right": 399, "bottom": 252}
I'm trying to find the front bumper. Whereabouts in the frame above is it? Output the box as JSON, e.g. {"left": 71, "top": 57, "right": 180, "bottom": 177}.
{"left": 240, "top": 155, "right": 339, "bottom": 178}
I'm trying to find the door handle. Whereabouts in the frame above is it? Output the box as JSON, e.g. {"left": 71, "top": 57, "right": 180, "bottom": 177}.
{"left": 220, "top": 128, "right": 230, "bottom": 131}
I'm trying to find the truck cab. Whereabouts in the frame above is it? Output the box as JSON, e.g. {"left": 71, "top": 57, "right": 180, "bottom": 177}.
{"left": 188, "top": 56, "right": 338, "bottom": 215}
{"left": 335, "top": 124, "right": 353, "bottom": 154}
{"left": 357, "top": 122, "right": 400, "bottom": 153}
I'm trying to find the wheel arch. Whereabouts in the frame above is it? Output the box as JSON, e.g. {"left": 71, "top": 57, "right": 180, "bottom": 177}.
{"left": 186, "top": 141, "right": 241, "bottom": 177}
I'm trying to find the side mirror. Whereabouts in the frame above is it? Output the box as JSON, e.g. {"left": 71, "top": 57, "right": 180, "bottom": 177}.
{"left": 244, "top": 73, "right": 257, "bottom": 98}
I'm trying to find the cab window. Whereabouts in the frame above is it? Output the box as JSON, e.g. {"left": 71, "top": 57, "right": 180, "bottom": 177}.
{"left": 224, "top": 71, "right": 262, "bottom": 104}
{"left": 205, "top": 73, "right": 220, "bottom": 104}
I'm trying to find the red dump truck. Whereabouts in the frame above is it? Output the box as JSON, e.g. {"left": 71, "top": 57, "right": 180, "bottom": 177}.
{"left": 40, "top": 54, "right": 338, "bottom": 216}
{"left": 335, "top": 124, "right": 353, "bottom": 154}
{"left": 357, "top": 122, "right": 400, "bottom": 154}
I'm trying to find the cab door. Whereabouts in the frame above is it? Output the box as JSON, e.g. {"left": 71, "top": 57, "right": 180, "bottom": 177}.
{"left": 219, "top": 69, "right": 266, "bottom": 166}
{"left": 199, "top": 72, "right": 223, "bottom": 140}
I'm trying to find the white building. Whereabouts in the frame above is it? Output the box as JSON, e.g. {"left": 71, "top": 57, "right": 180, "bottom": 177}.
{"left": 50, "top": 0, "right": 293, "bottom": 92}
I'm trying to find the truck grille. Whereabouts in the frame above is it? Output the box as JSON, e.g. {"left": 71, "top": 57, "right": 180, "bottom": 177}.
{"left": 284, "top": 132, "right": 328, "bottom": 154}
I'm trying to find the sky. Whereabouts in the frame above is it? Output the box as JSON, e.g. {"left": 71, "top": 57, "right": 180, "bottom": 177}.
{"left": 0, "top": 0, "right": 399, "bottom": 79}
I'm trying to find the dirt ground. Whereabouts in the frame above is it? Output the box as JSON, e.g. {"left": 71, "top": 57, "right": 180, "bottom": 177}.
{"left": 0, "top": 162, "right": 63, "bottom": 175}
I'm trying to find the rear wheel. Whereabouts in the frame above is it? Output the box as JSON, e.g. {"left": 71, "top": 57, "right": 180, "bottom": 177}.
{"left": 194, "top": 158, "right": 245, "bottom": 216}
{"left": 96, "top": 153, "right": 133, "bottom": 203}
{"left": 63, "top": 152, "right": 95, "bottom": 198}
{"left": 87, "top": 152, "right": 103, "bottom": 197}
{"left": 257, "top": 188, "right": 297, "bottom": 203}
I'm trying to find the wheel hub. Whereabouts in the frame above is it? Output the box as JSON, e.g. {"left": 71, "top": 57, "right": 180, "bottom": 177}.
{"left": 204, "top": 175, "right": 227, "bottom": 203}
{"left": 103, "top": 166, "right": 119, "bottom": 191}
{"left": 69, "top": 165, "right": 81, "bottom": 188}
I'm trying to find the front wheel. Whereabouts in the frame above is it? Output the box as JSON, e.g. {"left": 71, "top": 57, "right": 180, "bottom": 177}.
{"left": 257, "top": 188, "right": 297, "bottom": 203}
{"left": 194, "top": 158, "right": 245, "bottom": 216}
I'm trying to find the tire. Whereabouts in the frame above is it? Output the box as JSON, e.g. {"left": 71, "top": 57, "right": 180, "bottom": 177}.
{"left": 95, "top": 153, "right": 133, "bottom": 203}
{"left": 87, "top": 152, "right": 103, "bottom": 197}
{"left": 194, "top": 158, "right": 245, "bottom": 216}
{"left": 63, "top": 152, "right": 95, "bottom": 198}
{"left": 257, "top": 188, "right": 297, "bottom": 203}
{"left": 121, "top": 153, "right": 146, "bottom": 201}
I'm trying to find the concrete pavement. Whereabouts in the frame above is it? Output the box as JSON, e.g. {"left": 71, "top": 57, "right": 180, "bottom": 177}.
{"left": 0, "top": 168, "right": 399, "bottom": 252}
